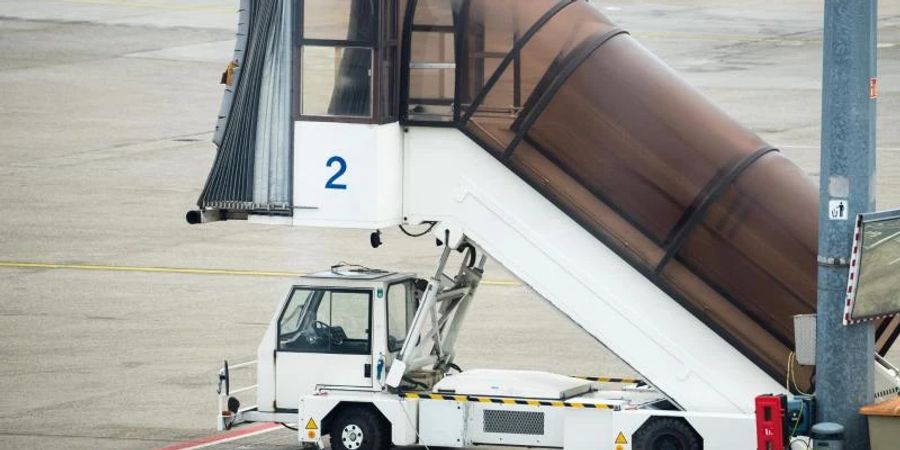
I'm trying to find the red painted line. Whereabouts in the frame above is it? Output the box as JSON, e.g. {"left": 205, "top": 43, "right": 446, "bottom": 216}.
{"left": 159, "top": 423, "right": 281, "bottom": 450}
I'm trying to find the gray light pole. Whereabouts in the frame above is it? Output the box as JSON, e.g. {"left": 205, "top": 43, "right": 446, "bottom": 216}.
{"left": 815, "top": 0, "right": 877, "bottom": 448}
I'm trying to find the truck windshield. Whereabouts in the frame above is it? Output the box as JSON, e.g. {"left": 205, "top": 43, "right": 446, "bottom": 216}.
{"left": 278, "top": 288, "right": 372, "bottom": 355}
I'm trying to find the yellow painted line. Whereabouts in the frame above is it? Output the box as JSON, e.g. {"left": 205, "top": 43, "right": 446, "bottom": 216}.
{"left": 0, "top": 261, "right": 522, "bottom": 286}
{"left": 0, "top": 261, "right": 297, "bottom": 278}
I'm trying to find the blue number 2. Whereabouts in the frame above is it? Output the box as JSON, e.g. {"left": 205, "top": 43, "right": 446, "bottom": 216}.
{"left": 325, "top": 156, "right": 348, "bottom": 190}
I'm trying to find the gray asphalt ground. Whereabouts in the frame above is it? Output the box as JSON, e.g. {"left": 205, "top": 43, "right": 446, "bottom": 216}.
{"left": 1, "top": 0, "right": 899, "bottom": 449}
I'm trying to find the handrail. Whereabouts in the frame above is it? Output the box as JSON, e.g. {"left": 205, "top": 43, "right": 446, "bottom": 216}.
{"left": 217, "top": 359, "right": 258, "bottom": 431}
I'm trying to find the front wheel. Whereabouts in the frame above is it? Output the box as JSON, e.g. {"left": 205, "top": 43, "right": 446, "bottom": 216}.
{"left": 329, "top": 407, "right": 389, "bottom": 450}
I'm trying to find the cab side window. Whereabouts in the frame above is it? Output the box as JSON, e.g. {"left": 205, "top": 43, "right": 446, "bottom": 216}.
{"left": 278, "top": 288, "right": 371, "bottom": 354}
{"left": 387, "top": 282, "right": 412, "bottom": 352}
{"left": 279, "top": 288, "right": 313, "bottom": 339}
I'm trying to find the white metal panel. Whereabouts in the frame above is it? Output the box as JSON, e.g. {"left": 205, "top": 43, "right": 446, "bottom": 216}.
{"left": 274, "top": 353, "right": 372, "bottom": 409}
{"left": 292, "top": 121, "right": 403, "bottom": 228}
{"left": 256, "top": 298, "right": 284, "bottom": 412}
{"left": 299, "top": 394, "right": 341, "bottom": 445}
{"left": 433, "top": 369, "right": 592, "bottom": 399}
{"left": 419, "top": 399, "right": 467, "bottom": 447}
{"left": 563, "top": 408, "right": 613, "bottom": 450}
{"left": 403, "top": 127, "right": 785, "bottom": 413}
{"left": 371, "top": 395, "right": 419, "bottom": 446}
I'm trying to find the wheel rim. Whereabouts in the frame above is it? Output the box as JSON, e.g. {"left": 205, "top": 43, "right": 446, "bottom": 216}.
{"left": 341, "top": 424, "right": 365, "bottom": 450}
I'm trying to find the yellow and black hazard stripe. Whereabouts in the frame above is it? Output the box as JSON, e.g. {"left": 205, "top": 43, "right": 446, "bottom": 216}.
{"left": 574, "top": 376, "right": 645, "bottom": 385}
{"left": 398, "top": 392, "right": 617, "bottom": 410}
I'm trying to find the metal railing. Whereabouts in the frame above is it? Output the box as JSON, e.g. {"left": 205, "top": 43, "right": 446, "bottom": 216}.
{"left": 217, "top": 359, "right": 258, "bottom": 431}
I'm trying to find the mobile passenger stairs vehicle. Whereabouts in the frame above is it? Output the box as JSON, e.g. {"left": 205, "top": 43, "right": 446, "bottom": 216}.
{"left": 197, "top": 1, "right": 900, "bottom": 449}
{"left": 217, "top": 235, "right": 758, "bottom": 450}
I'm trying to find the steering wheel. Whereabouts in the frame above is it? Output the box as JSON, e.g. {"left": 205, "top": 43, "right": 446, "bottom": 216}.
{"left": 314, "top": 320, "right": 345, "bottom": 346}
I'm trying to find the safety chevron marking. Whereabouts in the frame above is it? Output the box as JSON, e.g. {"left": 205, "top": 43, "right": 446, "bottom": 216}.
{"left": 398, "top": 392, "right": 617, "bottom": 410}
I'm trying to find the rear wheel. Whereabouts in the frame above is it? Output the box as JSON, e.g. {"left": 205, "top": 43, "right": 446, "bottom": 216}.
{"left": 632, "top": 417, "right": 702, "bottom": 450}
{"left": 328, "top": 407, "right": 389, "bottom": 450}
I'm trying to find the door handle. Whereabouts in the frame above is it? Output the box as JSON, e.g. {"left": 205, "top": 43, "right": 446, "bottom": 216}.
{"left": 364, "top": 363, "right": 372, "bottom": 378}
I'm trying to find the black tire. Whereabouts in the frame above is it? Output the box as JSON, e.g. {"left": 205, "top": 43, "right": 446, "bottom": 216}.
{"left": 632, "top": 417, "right": 702, "bottom": 450}
{"left": 328, "top": 407, "right": 389, "bottom": 450}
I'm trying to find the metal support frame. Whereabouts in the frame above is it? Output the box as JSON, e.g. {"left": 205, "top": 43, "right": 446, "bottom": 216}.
{"left": 815, "top": 1, "right": 877, "bottom": 448}
{"left": 387, "top": 239, "right": 485, "bottom": 387}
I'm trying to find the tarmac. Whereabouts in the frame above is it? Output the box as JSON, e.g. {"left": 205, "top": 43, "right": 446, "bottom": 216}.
{"left": 0, "top": 0, "right": 899, "bottom": 449}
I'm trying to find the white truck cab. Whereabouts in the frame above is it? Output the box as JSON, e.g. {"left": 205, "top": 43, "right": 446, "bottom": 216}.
{"left": 261, "top": 268, "right": 422, "bottom": 411}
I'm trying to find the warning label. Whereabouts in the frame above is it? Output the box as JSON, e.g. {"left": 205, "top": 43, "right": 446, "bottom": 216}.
{"left": 305, "top": 418, "right": 318, "bottom": 430}
{"left": 615, "top": 431, "right": 628, "bottom": 444}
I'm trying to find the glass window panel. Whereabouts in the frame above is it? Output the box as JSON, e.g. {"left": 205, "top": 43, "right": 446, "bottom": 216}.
{"left": 409, "top": 68, "right": 455, "bottom": 100}
{"left": 508, "top": 140, "right": 665, "bottom": 269}
{"left": 463, "top": 2, "right": 614, "bottom": 150}
{"left": 277, "top": 289, "right": 371, "bottom": 354}
{"left": 523, "top": 35, "right": 766, "bottom": 241}
{"left": 387, "top": 283, "right": 410, "bottom": 352}
{"left": 330, "top": 291, "right": 370, "bottom": 342}
{"left": 302, "top": 46, "right": 373, "bottom": 117}
{"left": 853, "top": 217, "right": 900, "bottom": 320}
{"left": 408, "top": 29, "right": 455, "bottom": 120}
{"left": 279, "top": 289, "right": 314, "bottom": 339}
{"left": 413, "top": 0, "right": 454, "bottom": 26}
{"left": 304, "top": 0, "right": 375, "bottom": 42}
{"left": 659, "top": 260, "right": 813, "bottom": 392}
{"left": 381, "top": 45, "right": 398, "bottom": 121}
{"left": 397, "top": 0, "right": 408, "bottom": 40}
{"left": 671, "top": 153, "right": 818, "bottom": 344}
{"left": 407, "top": 0, "right": 455, "bottom": 122}
{"left": 410, "top": 31, "right": 454, "bottom": 63}
{"left": 459, "top": 0, "right": 565, "bottom": 108}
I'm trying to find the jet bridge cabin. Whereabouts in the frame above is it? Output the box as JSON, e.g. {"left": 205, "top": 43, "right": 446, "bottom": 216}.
{"left": 194, "top": 0, "right": 900, "bottom": 413}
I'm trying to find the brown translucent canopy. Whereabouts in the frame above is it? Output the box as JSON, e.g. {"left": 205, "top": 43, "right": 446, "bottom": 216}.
{"left": 401, "top": 0, "right": 899, "bottom": 389}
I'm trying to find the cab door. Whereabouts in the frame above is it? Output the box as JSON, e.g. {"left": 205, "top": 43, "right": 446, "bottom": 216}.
{"left": 274, "top": 288, "right": 374, "bottom": 410}
{"left": 384, "top": 280, "right": 417, "bottom": 367}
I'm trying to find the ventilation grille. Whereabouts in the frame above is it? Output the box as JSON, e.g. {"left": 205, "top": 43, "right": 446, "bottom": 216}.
{"left": 483, "top": 409, "right": 545, "bottom": 435}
